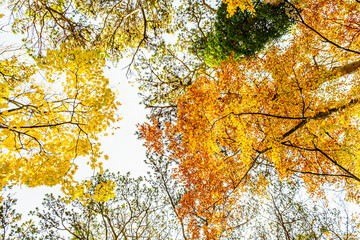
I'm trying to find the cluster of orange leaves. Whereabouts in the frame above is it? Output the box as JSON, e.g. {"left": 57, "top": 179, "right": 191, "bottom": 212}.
{"left": 140, "top": 0, "right": 360, "bottom": 238}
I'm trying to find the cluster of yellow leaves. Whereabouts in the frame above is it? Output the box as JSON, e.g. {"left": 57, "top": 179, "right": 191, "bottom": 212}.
{"left": 63, "top": 179, "right": 116, "bottom": 204}
{"left": 0, "top": 57, "right": 35, "bottom": 104}
{"left": 140, "top": 0, "right": 360, "bottom": 238}
{"left": 0, "top": 43, "right": 120, "bottom": 191}
{"left": 222, "top": 0, "right": 255, "bottom": 16}
{"left": 222, "top": 0, "right": 292, "bottom": 16}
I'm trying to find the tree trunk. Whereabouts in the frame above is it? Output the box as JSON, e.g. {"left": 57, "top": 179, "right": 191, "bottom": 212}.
{"left": 333, "top": 60, "right": 360, "bottom": 77}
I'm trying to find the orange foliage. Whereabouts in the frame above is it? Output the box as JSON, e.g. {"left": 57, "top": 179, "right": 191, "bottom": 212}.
{"left": 137, "top": 116, "right": 164, "bottom": 155}
{"left": 140, "top": 0, "right": 360, "bottom": 238}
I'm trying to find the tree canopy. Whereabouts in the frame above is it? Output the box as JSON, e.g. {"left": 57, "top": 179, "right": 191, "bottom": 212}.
{"left": 1, "top": 0, "right": 360, "bottom": 238}
{"left": 0, "top": 44, "right": 120, "bottom": 190}
{"left": 139, "top": 0, "right": 360, "bottom": 238}
{"left": 2, "top": 171, "right": 358, "bottom": 239}
{"left": 194, "top": 0, "right": 295, "bottom": 64}
{"left": 31, "top": 172, "right": 183, "bottom": 240}
{"left": 8, "top": 0, "right": 173, "bottom": 59}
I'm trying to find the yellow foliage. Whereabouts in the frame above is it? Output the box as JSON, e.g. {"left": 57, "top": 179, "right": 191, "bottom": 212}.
{"left": 0, "top": 43, "right": 120, "bottom": 190}
{"left": 222, "top": 0, "right": 255, "bottom": 16}
{"left": 63, "top": 178, "right": 116, "bottom": 204}
{"left": 140, "top": 0, "right": 360, "bottom": 238}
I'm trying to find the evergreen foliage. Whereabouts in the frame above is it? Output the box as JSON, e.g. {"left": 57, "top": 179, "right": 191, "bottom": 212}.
{"left": 194, "top": 1, "right": 295, "bottom": 64}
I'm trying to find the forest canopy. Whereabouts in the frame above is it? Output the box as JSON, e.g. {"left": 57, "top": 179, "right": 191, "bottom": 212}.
{"left": 139, "top": 0, "right": 360, "bottom": 238}
{"left": 1, "top": 0, "right": 360, "bottom": 239}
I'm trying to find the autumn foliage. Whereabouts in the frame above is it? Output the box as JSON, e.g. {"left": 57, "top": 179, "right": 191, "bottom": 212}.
{"left": 139, "top": 0, "right": 360, "bottom": 238}
{"left": 0, "top": 44, "right": 120, "bottom": 190}
{"left": 1, "top": 0, "right": 360, "bottom": 238}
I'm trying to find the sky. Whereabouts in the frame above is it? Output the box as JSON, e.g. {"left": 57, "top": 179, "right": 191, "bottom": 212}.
{"left": 13, "top": 59, "right": 152, "bottom": 217}
{"left": 2, "top": 0, "right": 360, "bottom": 231}
{"left": 0, "top": 3, "right": 161, "bottom": 219}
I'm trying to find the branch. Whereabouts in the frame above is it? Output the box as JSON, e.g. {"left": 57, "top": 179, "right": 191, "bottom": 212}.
{"left": 281, "top": 119, "right": 307, "bottom": 139}
{"left": 282, "top": 141, "right": 360, "bottom": 182}
{"left": 148, "top": 157, "right": 188, "bottom": 240}
{"left": 201, "top": 0, "right": 217, "bottom": 13}
{"left": 314, "top": 145, "right": 360, "bottom": 182}
{"left": 126, "top": 3, "right": 148, "bottom": 76}
{"left": 281, "top": 98, "right": 360, "bottom": 139}
{"left": 285, "top": 0, "right": 360, "bottom": 55}
{"left": 289, "top": 169, "right": 353, "bottom": 179}
{"left": 233, "top": 112, "right": 306, "bottom": 120}
{"left": 312, "top": 98, "right": 360, "bottom": 120}
{"left": 332, "top": 60, "right": 360, "bottom": 76}
{"left": 37, "top": 0, "right": 85, "bottom": 43}
{"left": 271, "top": 195, "right": 292, "bottom": 240}
{"left": 0, "top": 121, "right": 83, "bottom": 129}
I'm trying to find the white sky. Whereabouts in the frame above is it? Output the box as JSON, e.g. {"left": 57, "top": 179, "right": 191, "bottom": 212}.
{"left": 13, "top": 61, "right": 151, "bottom": 217}
{"left": 0, "top": 3, "right": 157, "bottom": 220}
{"left": 5, "top": 0, "right": 358, "bottom": 226}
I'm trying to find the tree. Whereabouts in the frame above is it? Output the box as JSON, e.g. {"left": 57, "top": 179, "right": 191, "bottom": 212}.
{"left": 139, "top": 0, "right": 360, "bottom": 238}
{"left": 0, "top": 43, "right": 120, "bottom": 190}
{"left": 0, "top": 0, "right": 180, "bottom": 192}
{"left": 143, "top": 152, "right": 195, "bottom": 240}
{"left": 213, "top": 171, "right": 360, "bottom": 239}
{"left": 30, "top": 171, "right": 184, "bottom": 239}
{"left": 2, "top": 168, "right": 358, "bottom": 239}
{"left": 0, "top": 188, "right": 38, "bottom": 240}
{"left": 6, "top": 0, "right": 173, "bottom": 60}
{"left": 246, "top": 176, "right": 360, "bottom": 240}
{"left": 194, "top": 0, "right": 295, "bottom": 64}
{"left": 133, "top": 0, "right": 218, "bottom": 122}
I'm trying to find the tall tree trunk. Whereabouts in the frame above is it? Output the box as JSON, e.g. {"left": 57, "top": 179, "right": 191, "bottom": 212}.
{"left": 333, "top": 60, "right": 360, "bottom": 77}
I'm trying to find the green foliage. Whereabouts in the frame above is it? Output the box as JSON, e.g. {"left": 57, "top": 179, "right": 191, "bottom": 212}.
{"left": 0, "top": 188, "right": 38, "bottom": 240}
{"left": 246, "top": 176, "right": 359, "bottom": 239}
{"left": 6, "top": 0, "right": 173, "bottom": 60}
{"left": 194, "top": 1, "right": 295, "bottom": 65}
{"left": 1, "top": 170, "right": 359, "bottom": 239}
{"left": 134, "top": 0, "right": 216, "bottom": 120}
{"left": 32, "top": 171, "right": 183, "bottom": 239}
